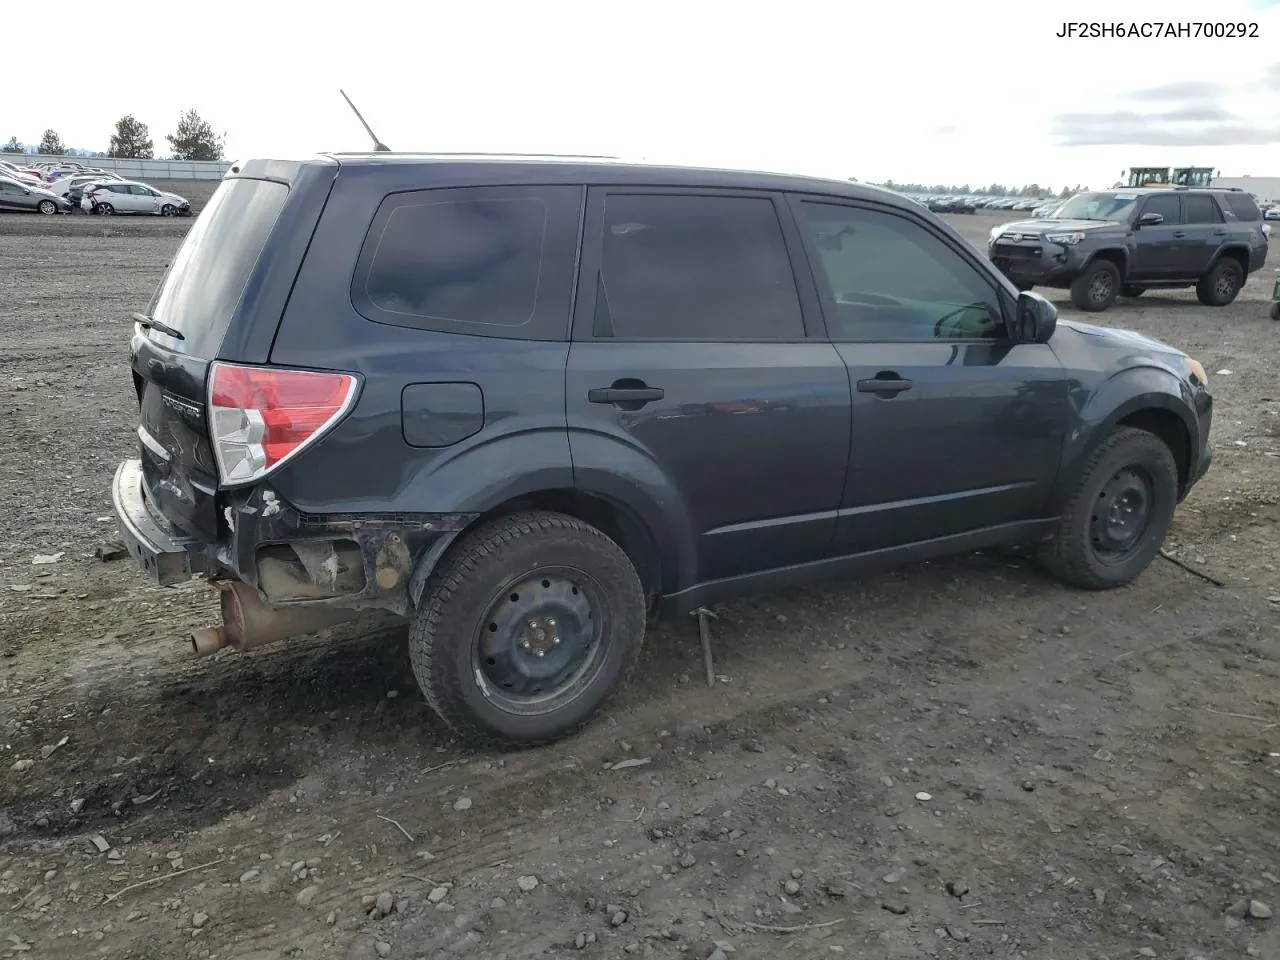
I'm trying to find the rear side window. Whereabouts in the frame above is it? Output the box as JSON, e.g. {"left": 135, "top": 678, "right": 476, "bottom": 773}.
{"left": 1183, "top": 194, "right": 1224, "bottom": 224}
{"left": 1221, "top": 192, "right": 1261, "bottom": 221}
{"left": 592, "top": 193, "right": 804, "bottom": 340}
{"left": 352, "top": 185, "right": 583, "bottom": 341}
{"left": 147, "top": 177, "right": 288, "bottom": 358}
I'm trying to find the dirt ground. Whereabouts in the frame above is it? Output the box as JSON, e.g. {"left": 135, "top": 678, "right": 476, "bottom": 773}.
{"left": 2, "top": 191, "right": 1280, "bottom": 960}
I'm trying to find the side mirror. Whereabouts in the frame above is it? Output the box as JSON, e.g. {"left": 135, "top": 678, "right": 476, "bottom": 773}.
{"left": 1014, "top": 291, "right": 1057, "bottom": 344}
{"left": 1136, "top": 212, "right": 1164, "bottom": 228}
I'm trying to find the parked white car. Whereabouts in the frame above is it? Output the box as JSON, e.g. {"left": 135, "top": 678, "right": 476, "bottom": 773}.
{"left": 50, "top": 172, "right": 122, "bottom": 197}
{"left": 81, "top": 180, "right": 191, "bottom": 216}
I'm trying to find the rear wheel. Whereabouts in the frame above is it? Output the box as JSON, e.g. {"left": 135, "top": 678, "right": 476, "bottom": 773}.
{"left": 1196, "top": 258, "right": 1243, "bottom": 306}
{"left": 1069, "top": 260, "right": 1120, "bottom": 312}
{"left": 1037, "top": 427, "right": 1178, "bottom": 589}
{"left": 36, "top": 199, "right": 57, "bottom": 215}
{"left": 409, "top": 511, "right": 646, "bottom": 748}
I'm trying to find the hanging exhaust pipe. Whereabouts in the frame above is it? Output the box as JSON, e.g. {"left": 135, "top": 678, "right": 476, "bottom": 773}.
{"left": 191, "top": 580, "right": 360, "bottom": 657}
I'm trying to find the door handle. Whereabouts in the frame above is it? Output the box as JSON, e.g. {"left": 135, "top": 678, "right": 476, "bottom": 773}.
{"left": 856, "top": 377, "right": 913, "bottom": 395}
{"left": 1172, "top": 230, "right": 1186, "bottom": 238}
{"left": 1213, "top": 228, "right": 1228, "bottom": 236}
{"left": 588, "top": 387, "right": 665, "bottom": 405}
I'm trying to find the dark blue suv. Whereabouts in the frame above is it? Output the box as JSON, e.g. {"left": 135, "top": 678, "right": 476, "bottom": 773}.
{"left": 112, "top": 154, "right": 1214, "bottom": 748}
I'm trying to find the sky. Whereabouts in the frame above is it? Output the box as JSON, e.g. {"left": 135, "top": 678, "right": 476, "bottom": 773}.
{"left": 7, "top": 0, "right": 1280, "bottom": 192}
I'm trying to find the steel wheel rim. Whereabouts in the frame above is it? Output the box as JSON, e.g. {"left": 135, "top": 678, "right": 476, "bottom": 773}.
{"left": 1089, "top": 271, "right": 1113, "bottom": 303}
{"left": 472, "top": 566, "right": 607, "bottom": 717}
{"left": 1089, "top": 466, "right": 1153, "bottom": 564}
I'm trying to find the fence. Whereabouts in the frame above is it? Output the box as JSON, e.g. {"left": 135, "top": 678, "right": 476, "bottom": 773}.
{"left": 8, "top": 154, "right": 232, "bottom": 180}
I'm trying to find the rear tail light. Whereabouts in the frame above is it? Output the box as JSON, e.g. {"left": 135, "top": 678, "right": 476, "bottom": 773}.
{"left": 208, "top": 362, "right": 360, "bottom": 487}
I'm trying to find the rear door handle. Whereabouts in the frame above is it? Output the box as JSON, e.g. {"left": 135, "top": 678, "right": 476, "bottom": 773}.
{"left": 856, "top": 377, "right": 913, "bottom": 395}
{"left": 1172, "top": 230, "right": 1186, "bottom": 238}
{"left": 1213, "top": 228, "right": 1228, "bottom": 236}
{"left": 588, "top": 387, "right": 665, "bottom": 405}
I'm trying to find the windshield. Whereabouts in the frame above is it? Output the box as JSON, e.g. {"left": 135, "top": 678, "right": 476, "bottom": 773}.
{"left": 1054, "top": 192, "right": 1138, "bottom": 222}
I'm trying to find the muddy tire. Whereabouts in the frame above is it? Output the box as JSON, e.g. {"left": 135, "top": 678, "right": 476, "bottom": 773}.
{"left": 1069, "top": 260, "right": 1120, "bottom": 312}
{"left": 1196, "top": 258, "right": 1243, "bottom": 307}
{"left": 1038, "top": 427, "right": 1178, "bottom": 590}
{"left": 409, "top": 511, "right": 646, "bottom": 749}
{"left": 1122, "top": 284, "right": 1145, "bottom": 298}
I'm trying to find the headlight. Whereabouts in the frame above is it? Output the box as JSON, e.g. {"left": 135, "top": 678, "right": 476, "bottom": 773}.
{"left": 1183, "top": 356, "right": 1208, "bottom": 389}
{"left": 1045, "top": 232, "right": 1085, "bottom": 245}
{"left": 989, "top": 225, "right": 1004, "bottom": 242}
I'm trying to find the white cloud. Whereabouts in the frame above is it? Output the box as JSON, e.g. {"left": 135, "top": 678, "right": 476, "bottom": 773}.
{"left": 5, "top": 0, "right": 1279, "bottom": 190}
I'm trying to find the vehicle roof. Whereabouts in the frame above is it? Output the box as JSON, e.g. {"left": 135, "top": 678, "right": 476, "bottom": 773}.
{"left": 1097, "top": 185, "right": 1243, "bottom": 194}
{"left": 254, "top": 152, "right": 911, "bottom": 208}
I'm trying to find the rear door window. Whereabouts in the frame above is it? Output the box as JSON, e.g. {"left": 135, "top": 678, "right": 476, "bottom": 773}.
{"left": 146, "top": 177, "right": 289, "bottom": 358}
{"left": 1183, "top": 194, "right": 1224, "bottom": 224}
{"left": 352, "top": 185, "right": 583, "bottom": 341}
{"left": 591, "top": 193, "right": 804, "bottom": 340}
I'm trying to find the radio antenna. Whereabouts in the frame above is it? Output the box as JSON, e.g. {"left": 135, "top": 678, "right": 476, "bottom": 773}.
{"left": 339, "top": 89, "right": 390, "bottom": 152}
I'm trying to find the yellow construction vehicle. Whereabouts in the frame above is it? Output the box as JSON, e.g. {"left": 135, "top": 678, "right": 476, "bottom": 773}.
{"left": 1120, "top": 167, "right": 1216, "bottom": 188}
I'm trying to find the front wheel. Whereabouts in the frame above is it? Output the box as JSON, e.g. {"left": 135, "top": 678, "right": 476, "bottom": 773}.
{"left": 36, "top": 199, "right": 57, "bottom": 215}
{"left": 1069, "top": 260, "right": 1120, "bottom": 312}
{"left": 409, "top": 511, "right": 646, "bottom": 748}
{"left": 161, "top": 204, "right": 177, "bottom": 217}
{"left": 1196, "top": 258, "right": 1243, "bottom": 306}
{"left": 1037, "top": 427, "right": 1178, "bottom": 589}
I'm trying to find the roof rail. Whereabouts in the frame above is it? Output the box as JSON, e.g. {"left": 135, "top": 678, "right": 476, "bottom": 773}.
{"left": 327, "top": 150, "right": 625, "bottom": 160}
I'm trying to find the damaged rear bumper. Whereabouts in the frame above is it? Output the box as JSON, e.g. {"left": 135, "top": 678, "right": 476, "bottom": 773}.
{"left": 112, "top": 458, "right": 479, "bottom": 617}
{"left": 112, "top": 459, "right": 208, "bottom": 586}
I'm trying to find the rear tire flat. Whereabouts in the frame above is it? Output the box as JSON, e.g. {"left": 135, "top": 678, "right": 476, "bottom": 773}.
{"left": 409, "top": 511, "right": 646, "bottom": 749}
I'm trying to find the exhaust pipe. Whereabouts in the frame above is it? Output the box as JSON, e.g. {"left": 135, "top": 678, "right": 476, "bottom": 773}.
{"left": 191, "top": 580, "right": 359, "bottom": 657}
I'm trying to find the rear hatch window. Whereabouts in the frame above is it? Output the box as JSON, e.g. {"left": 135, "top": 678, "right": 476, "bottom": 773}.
{"left": 146, "top": 177, "right": 289, "bottom": 357}
{"left": 133, "top": 176, "right": 289, "bottom": 540}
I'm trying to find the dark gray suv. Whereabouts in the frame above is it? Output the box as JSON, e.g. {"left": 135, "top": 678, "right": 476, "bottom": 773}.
{"left": 112, "top": 155, "right": 1214, "bottom": 748}
{"left": 988, "top": 187, "right": 1268, "bottom": 312}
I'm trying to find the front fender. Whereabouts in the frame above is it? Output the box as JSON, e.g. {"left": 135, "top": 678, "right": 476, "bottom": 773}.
{"left": 1049, "top": 365, "right": 1199, "bottom": 513}
{"left": 1082, "top": 245, "right": 1130, "bottom": 275}
{"left": 568, "top": 427, "right": 698, "bottom": 595}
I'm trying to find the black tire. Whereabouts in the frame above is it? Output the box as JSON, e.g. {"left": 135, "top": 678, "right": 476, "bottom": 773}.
{"left": 409, "top": 511, "right": 646, "bottom": 749}
{"left": 1122, "top": 284, "right": 1145, "bottom": 298}
{"left": 1196, "top": 258, "right": 1243, "bottom": 307}
{"left": 96, "top": 203, "right": 114, "bottom": 216}
{"left": 36, "top": 199, "right": 56, "bottom": 216}
{"left": 161, "top": 204, "right": 176, "bottom": 217}
{"left": 1271, "top": 301, "right": 1280, "bottom": 322}
{"left": 1069, "top": 260, "right": 1121, "bottom": 312}
{"left": 1037, "top": 427, "right": 1178, "bottom": 590}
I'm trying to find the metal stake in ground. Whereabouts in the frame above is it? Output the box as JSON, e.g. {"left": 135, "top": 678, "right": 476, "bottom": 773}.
{"left": 693, "top": 607, "right": 720, "bottom": 687}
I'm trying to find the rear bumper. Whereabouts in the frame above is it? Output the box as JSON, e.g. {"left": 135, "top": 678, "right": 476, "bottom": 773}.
{"left": 112, "top": 459, "right": 207, "bottom": 586}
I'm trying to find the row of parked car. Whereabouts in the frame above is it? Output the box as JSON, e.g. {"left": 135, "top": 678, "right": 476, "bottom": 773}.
{"left": 914, "top": 194, "right": 1066, "bottom": 216}
{"left": 0, "top": 158, "right": 191, "bottom": 216}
